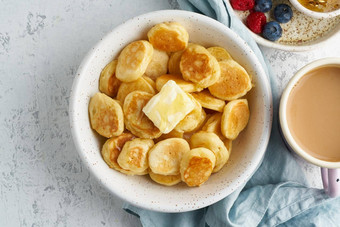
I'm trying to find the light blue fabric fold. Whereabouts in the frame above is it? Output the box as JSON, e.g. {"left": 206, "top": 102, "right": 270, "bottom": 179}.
{"left": 123, "top": 0, "right": 340, "bottom": 226}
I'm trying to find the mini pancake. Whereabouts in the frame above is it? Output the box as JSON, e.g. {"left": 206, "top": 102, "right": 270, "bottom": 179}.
{"left": 180, "top": 147, "right": 216, "bottom": 187}
{"left": 116, "top": 76, "right": 156, "bottom": 104}
{"left": 208, "top": 60, "right": 252, "bottom": 101}
{"left": 155, "top": 74, "right": 203, "bottom": 93}
{"left": 168, "top": 50, "right": 184, "bottom": 75}
{"left": 207, "top": 46, "right": 232, "bottom": 62}
{"left": 149, "top": 138, "right": 190, "bottom": 175}
{"left": 221, "top": 99, "right": 250, "bottom": 140}
{"left": 144, "top": 49, "right": 169, "bottom": 80}
{"left": 117, "top": 138, "right": 154, "bottom": 174}
{"left": 201, "top": 113, "right": 224, "bottom": 140}
{"left": 147, "top": 22, "right": 189, "bottom": 52}
{"left": 191, "top": 90, "right": 225, "bottom": 112}
{"left": 99, "top": 59, "right": 121, "bottom": 98}
{"left": 116, "top": 40, "right": 153, "bottom": 82}
{"left": 101, "top": 133, "right": 148, "bottom": 175}
{"left": 223, "top": 138, "right": 232, "bottom": 154}
{"left": 123, "top": 91, "right": 162, "bottom": 139}
{"left": 143, "top": 75, "right": 157, "bottom": 90}
{"left": 175, "top": 93, "right": 205, "bottom": 133}
{"left": 154, "top": 129, "right": 184, "bottom": 143}
{"left": 89, "top": 92, "right": 124, "bottom": 138}
{"left": 149, "top": 172, "right": 181, "bottom": 186}
{"left": 180, "top": 44, "right": 220, "bottom": 88}
{"left": 190, "top": 131, "right": 229, "bottom": 173}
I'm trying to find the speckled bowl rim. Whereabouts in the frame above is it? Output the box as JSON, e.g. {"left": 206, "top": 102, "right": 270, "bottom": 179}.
{"left": 225, "top": 0, "right": 340, "bottom": 52}
{"left": 69, "top": 10, "right": 273, "bottom": 213}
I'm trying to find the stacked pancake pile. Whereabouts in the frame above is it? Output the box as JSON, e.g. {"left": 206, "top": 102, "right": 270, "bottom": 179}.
{"left": 88, "top": 22, "right": 252, "bottom": 187}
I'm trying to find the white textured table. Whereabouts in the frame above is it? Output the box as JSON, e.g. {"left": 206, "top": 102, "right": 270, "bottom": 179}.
{"left": 1, "top": 1, "right": 339, "bottom": 226}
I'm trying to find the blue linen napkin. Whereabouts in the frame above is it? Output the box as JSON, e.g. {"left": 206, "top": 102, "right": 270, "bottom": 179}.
{"left": 123, "top": 1, "right": 340, "bottom": 226}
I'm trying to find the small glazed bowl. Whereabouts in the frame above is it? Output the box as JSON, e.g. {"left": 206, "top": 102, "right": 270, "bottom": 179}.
{"left": 279, "top": 57, "right": 340, "bottom": 197}
{"left": 289, "top": 0, "right": 340, "bottom": 19}
{"left": 69, "top": 10, "right": 273, "bottom": 212}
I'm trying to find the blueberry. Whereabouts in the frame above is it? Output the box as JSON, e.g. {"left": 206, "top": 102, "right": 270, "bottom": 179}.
{"left": 254, "top": 0, "right": 272, "bottom": 13}
{"left": 274, "top": 4, "right": 293, "bottom": 23}
{"left": 262, "top": 21, "right": 282, "bottom": 41}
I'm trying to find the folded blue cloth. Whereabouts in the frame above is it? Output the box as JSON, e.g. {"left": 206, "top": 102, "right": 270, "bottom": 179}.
{"left": 123, "top": 0, "right": 340, "bottom": 226}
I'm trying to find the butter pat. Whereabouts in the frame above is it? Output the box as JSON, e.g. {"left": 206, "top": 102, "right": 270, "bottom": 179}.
{"left": 143, "top": 80, "right": 195, "bottom": 133}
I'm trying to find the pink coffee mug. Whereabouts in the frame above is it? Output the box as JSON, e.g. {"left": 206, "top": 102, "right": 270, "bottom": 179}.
{"left": 279, "top": 58, "right": 340, "bottom": 197}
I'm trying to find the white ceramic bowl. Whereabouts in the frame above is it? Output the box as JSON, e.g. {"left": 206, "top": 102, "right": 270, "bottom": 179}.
{"left": 289, "top": 0, "right": 340, "bottom": 19}
{"left": 69, "top": 10, "right": 272, "bottom": 212}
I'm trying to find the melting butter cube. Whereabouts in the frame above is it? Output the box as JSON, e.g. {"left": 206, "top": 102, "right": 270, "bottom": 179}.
{"left": 143, "top": 80, "right": 195, "bottom": 133}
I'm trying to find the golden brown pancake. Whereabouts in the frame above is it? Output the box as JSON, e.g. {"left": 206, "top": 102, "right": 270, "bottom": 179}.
{"left": 88, "top": 92, "right": 124, "bottom": 138}
{"left": 201, "top": 113, "right": 224, "bottom": 140}
{"left": 123, "top": 91, "right": 162, "bottom": 139}
{"left": 190, "top": 131, "right": 229, "bottom": 173}
{"left": 149, "top": 171, "right": 182, "bottom": 186}
{"left": 180, "top": 147, "right": 216, "bottom": 187}
{"left": 180, "top": 44, "right": 220, "bottom": 88}
{"left": 99, "top": 59, "right": 121, "bottom": 98}
{"left": 147, "top": 22, "right": 189, "bottom": 52}
{"left": 116, "top": 40, "right": 153, "bottom": 82}
{"left": 168, "top": 50, "right": 184, "bottom": 75}
{"left": 191, "top": 90, "right": 225, "bottom": 112}
{"left": 149, "top": 138, "right": 190, "bottom": 175}
{"left": 116, "top": 76, "right": 155, "bottom": 104}
{"left": 208, "top": 60, "right": 252, "bottom": 101}
{"left": 207, "top": 46, "right": 232, "bottom": 62}
{"left": 221, "top": 99, "right": 250, "bottom": 140}
{"left": 155, "top": 74, "right": 203, "bottom": 93}
{"left": 145, "top": 49, "right": 169, "bottom": 80}
{"left": 175, "top": 93, "right": 205, "bottom": 133}
{"left": 101, "top": 133, "right": 147, "bottom": 175}
{"left": 117, "top": 138, "right": 154, "bottom": 173}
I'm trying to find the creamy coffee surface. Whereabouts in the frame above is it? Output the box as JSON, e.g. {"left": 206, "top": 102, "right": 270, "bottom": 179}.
{"left": 287, "top": 65, "right": 340, "bottom": 162}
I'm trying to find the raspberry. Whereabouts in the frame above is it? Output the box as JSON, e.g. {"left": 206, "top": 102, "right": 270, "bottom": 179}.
{"left": 231, "top": 0, "right": 255, "bottom": 11}
{"left": 246, "top": 12, "right": 267, "bottom": 34}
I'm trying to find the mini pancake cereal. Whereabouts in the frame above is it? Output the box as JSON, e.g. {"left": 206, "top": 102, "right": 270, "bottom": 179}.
{"left": 207, "top": 46, "right": 233, "bottom": 62}
{"left": 149, "top": 172, "right": 182, "bottom": 186}
{"left": 168, "top": 50, "right": 184, "bottom": 75}
{"left": 175, "top": 93, "right": 205, "bottom": 133}
{"left": 190, "top": 131, "right": 229, "bottom": 173}
{"left": 201, "top": 113, "right": 224, "bottom": 140}
{"left": 156, "top": 74, "right": 202, "bottom": 93}
{"left": 101, "top": 133, "right": 143, "bottom": 175}
{"left": 191, "top": 90, "right": 225, "bottom": 112}
{"left": 99, "top": 59, "right": 121, "bottom": 97}
{"left": 208, "top": 60, "right": 252, "bottom": 101}
{"left": 180, "top": 44, "right": 220, "bottom": 88}
{"left": 89, "top": 21, "right": 253, "bottom": 187}
{"left": 221, "top": 99, "right": 250, "bottom": 140}
{"left": 116, "top": 76, "right": 155, "bottom": 104}
{"left": 149, "top": 138, "right": 190, "bottom": 175}
{"left": 116, "top": 40, "right": 153, "bottom": 82}
{"left": 89, "top": 92, "right": 124, "bottom": 138}
{"left": 147, "top": 22, "right": 189, "bottom": 52}
{"left": 117, "top": 138, "right": 154, "bottom": 174}
{"left": 123, "top": 91, "right": 162, "bottom": 139}
{"left": 144, "top": 49, "right": 169, "bottom": 80}
{"left": 180, "top": 147, "right": 216, "bottom": 187}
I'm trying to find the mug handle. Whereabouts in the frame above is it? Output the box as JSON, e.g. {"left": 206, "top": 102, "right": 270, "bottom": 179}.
{"left": 321, "top": 168, "right": 340, "bottom": 197}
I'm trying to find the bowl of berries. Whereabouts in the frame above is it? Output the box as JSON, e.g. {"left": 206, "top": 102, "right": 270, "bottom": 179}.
{"left": 227, "top": 0, "right": 340, "bottom": 51}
